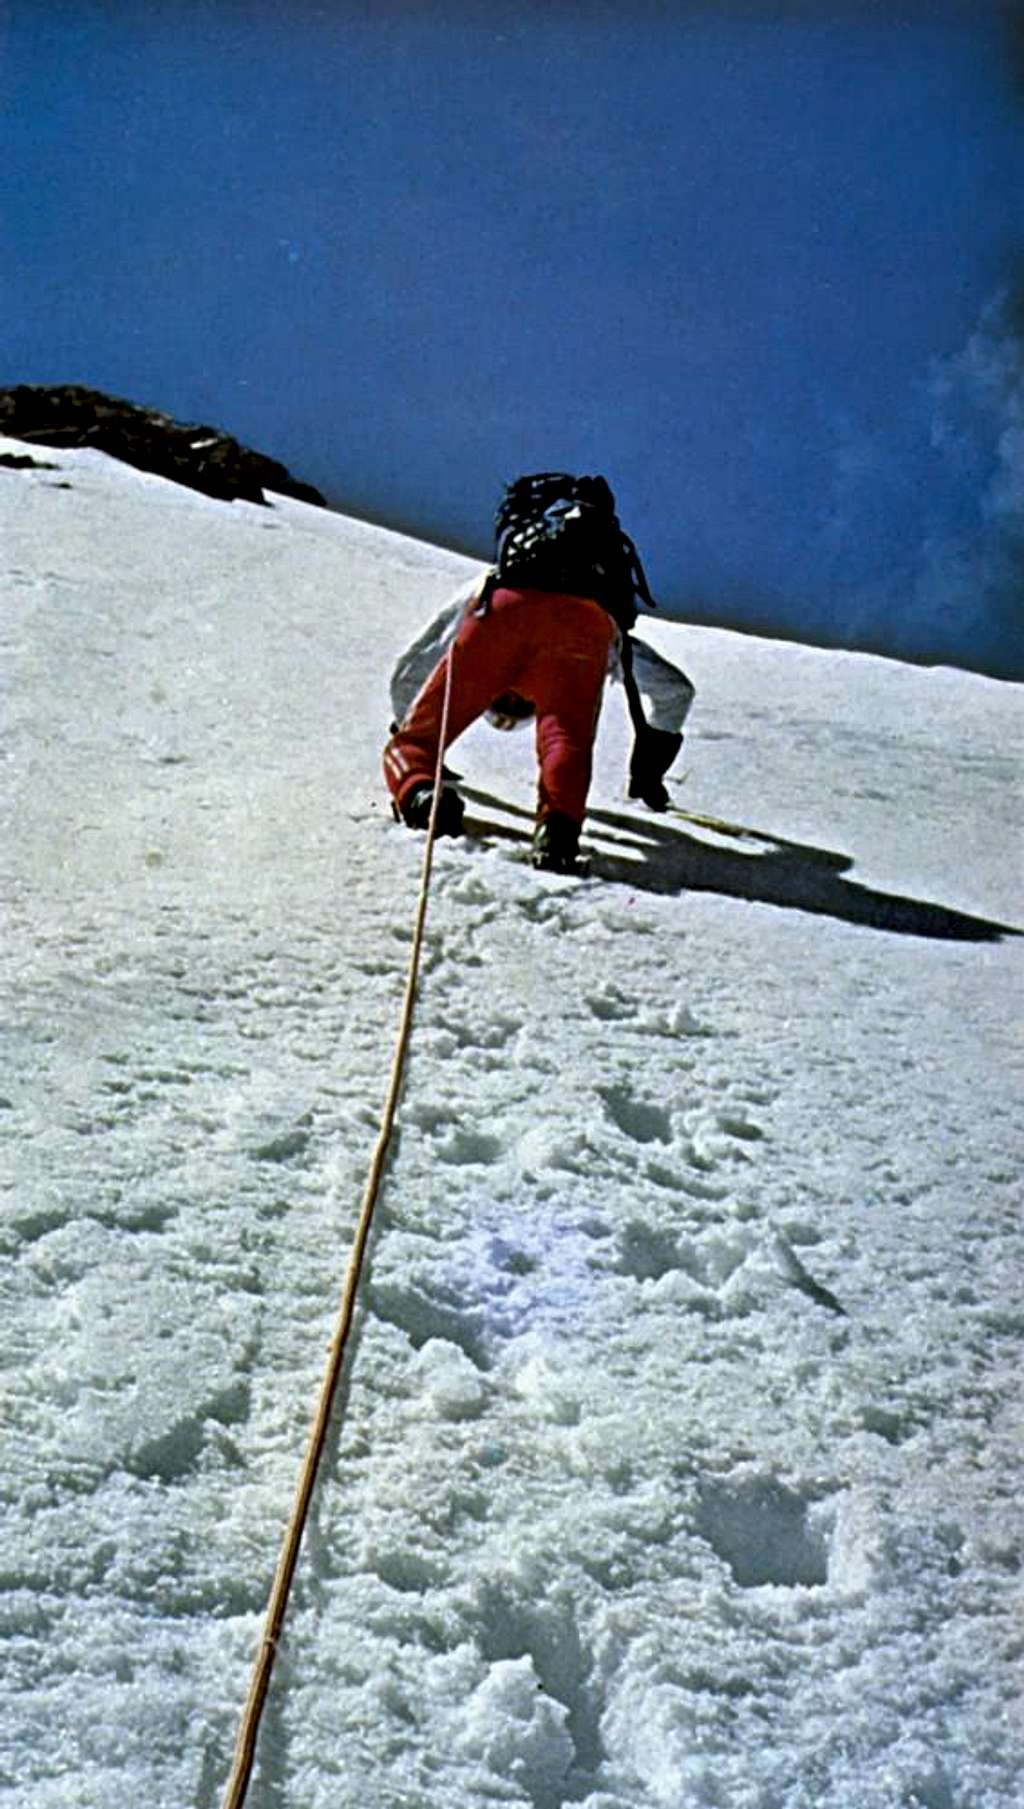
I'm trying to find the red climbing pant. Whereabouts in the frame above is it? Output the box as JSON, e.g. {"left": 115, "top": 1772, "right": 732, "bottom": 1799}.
{"left": 383, "top": 586, "right": 616, "bottom": 826}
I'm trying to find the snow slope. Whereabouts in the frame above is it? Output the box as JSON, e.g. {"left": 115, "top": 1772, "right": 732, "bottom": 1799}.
{"left": 1, "top": 440, "right": 1022, "bottom": 1809}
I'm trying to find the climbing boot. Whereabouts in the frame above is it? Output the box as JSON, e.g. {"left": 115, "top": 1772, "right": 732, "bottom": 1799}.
{"left": 400, "top": 784, "right": 465, "bottom": 836}
{"left": 530, "top": 812, "right": 581, "bottom": 874}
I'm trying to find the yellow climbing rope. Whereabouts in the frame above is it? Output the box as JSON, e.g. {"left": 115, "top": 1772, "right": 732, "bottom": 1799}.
{"left": 221, "top": 647, "right": 456, "bottom": 1809}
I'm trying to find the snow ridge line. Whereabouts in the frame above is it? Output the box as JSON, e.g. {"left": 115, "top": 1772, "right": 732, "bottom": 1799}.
{"left": 221, "top": 647, "right": 457, "bottom": 1809}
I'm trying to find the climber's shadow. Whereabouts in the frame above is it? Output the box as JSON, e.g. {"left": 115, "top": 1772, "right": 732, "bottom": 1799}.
{"left": 459, "top": 785, "right": 1018, "bottom": 943}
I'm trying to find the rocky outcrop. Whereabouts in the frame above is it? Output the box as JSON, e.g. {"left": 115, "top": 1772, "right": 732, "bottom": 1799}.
{"left": 0, "top": 452, "right": 57, "bottom": 472}
{"left": 0, "top": 385, "right": 326, "bottom": 508}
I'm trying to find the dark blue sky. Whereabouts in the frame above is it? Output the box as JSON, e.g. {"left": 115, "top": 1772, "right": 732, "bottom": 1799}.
{"left": 4, "top": 1, "right": 1023, "bottom": 674}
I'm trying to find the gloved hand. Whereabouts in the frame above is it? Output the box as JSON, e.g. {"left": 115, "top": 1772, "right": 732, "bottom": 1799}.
{"left": 628, "top": 728, "right": 683, "bottom": 811}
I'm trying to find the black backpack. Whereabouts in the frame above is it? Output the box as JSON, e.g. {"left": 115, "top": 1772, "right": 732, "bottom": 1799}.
{"left": 493, "top": 471, "right": 657, "bottom": 632}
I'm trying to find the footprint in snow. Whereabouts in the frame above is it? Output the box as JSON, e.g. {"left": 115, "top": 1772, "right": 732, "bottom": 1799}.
{"left": 434, "top": 1126, "right": 504, "bottom": 1167}
{"left": 717, "top": 1113, "right": 765, "bottom": 1143}
{"left": 598, "top": 1084, "right": 673, "bottom": 1146}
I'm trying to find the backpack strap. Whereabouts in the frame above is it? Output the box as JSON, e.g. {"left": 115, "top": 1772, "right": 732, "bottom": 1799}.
{"left": 619, "top": 632, "right": 650, "bottom": 738}
{"left": 467, "top": 566, "right": 499, "bottom": 617}
{"left": 621, "top": 532, "right": 658, "bottom": 612}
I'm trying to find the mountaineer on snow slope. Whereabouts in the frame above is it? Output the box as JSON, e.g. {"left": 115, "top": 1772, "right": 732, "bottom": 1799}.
{"left": 382, "top": 473, "right": 695, "bottom": 872}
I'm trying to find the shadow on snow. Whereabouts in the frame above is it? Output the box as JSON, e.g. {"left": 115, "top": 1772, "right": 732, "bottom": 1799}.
{"left": 459, "top": 786, "right": 1018, "bottom": 943}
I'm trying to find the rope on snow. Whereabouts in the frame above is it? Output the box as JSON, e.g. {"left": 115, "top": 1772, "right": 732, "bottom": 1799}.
{"left": 221, "top": 645, "right": 457, "bottom": 1809}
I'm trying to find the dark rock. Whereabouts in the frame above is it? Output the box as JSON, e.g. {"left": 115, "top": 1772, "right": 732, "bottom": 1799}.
{"left": 0, "top": 452, "right": 58, "bottom": 471}
{"left": 0, "top": 385, "right": 327, "bottom": 508}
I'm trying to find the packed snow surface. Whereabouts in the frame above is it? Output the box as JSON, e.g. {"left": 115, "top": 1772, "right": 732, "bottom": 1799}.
{"left": 1, "top": 440, "right": 1022, "bottom": 1808}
